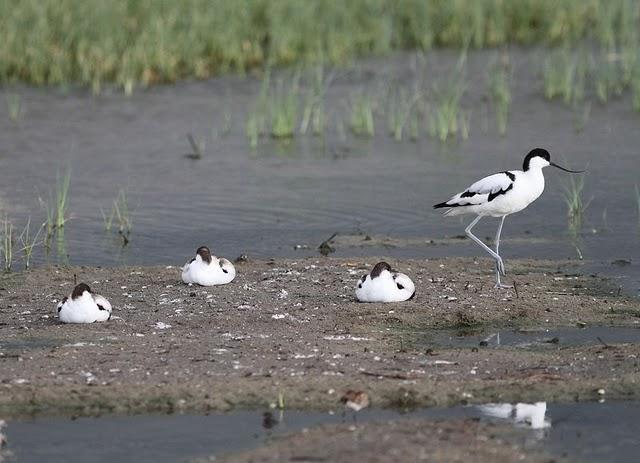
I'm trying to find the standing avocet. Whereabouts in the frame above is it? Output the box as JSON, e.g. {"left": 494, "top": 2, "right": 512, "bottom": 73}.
{"left": 434, "top": 148, "right": 584, "bottom": 288}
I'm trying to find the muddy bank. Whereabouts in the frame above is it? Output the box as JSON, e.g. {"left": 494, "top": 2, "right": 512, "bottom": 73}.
{"left": 0, "top": 257, "right": 639, "bottom": 418}
{"left": 209, "top": 418, "right": 557, "bottom": 463}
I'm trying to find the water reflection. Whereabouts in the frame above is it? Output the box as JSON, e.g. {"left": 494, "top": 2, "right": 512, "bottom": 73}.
{"left": 478, "top": 402, "right": 550, "bottom": 430}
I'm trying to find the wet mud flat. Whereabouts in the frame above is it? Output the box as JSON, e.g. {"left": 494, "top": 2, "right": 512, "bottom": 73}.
{"left": 0, "top": 257, "right": 639, "bottom": 419}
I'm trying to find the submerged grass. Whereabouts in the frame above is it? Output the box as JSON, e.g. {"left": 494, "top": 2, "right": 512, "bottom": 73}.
{"left": 3, "top": 0, "right": 640, "bottom": 91}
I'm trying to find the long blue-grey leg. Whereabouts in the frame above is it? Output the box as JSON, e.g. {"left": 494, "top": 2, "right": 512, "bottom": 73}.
{"left": 493, "top": 216, "right": 511, "bottom": 289}
{"left": 465, "top": 216, "right": 506, "bottom": 280}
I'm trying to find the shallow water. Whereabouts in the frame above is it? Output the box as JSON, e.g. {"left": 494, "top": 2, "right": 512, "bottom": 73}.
{"left": 3, "top": 401, "right": 639, "bottom": 462}
{"left": 0, "top": 49, "right": 639, "bottom": 295}
{"left": 418, "top": 326, "right": 640, "bottom": 349}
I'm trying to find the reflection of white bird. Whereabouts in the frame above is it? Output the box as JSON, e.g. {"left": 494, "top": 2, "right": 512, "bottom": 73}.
{"left": 57, "top": 283, "right": 112, "bottom": 324}
{"left": 355, "top": 262, "right": 415, "bottom": 302}
{"left": 0, "top": 419, "right": 7, "bottom": 448}
{"left": 181, "top": 246, "right": 236, "bottom": 286}
{"left": 478, "top": 402, "right": 549, "bottom": 429}
{"left": 434, "top": 148, "right": 584, "bottom": 288}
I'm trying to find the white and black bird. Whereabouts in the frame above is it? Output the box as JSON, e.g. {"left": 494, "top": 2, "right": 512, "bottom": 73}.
{"left": 356, "top": 261, "right": 415, "bottom": 302}
{"left": 434, "top": 148, "right": 584, "bottom": 288}
{"left": 181, "top": 246, "right": 236, "bottom": 286}
{"left": 57, "top": 283, "right": 112, "bottom": 323}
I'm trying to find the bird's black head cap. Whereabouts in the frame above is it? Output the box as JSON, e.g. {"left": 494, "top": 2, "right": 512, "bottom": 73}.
{"left": 196, "top": 246, "right": 212, "bottom": 264}
{"left": 523, "top": 148, "right": 550, "bottom": 171}
{"left": 71, "top": 283, "right": 92, "bottom": 299}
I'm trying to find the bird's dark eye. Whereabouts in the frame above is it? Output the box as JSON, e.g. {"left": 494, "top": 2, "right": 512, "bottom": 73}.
{"left": 357, "top": 283, "right": 362, "bottom": 288}
{"left": 396, "top": 283, "right": 404, "bottom": 290}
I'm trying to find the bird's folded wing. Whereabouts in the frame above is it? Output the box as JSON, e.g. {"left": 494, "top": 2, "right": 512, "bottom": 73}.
{"left": 445, "top": 172, "right": 515, "bottom": 206}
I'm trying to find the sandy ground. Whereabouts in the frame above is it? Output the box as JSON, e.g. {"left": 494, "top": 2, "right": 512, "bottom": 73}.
{"left": 209, "top": 418, "right": 559, "bottom": 463}
{"left": 0, "top": 257, "right": 639, "bottom": 419}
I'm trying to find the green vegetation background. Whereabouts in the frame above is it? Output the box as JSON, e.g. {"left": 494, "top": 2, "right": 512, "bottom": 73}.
{"left": 1, "top": 0, "right": 638, "bottom": 91}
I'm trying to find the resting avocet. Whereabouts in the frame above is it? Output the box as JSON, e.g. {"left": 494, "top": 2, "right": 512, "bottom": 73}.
{"left": 355, "top": 261, "right": 415, "bottom": 302}
{"left": 57, "top": 283, "right": 112, "bottom": 323}
{"left": 478, "top": 402, "right": 549, "bottom": 429}
{"left": 434, "top": 148, "right": 584, "bottom": 288}
{"left": 181, "top": 246, "right": 236, "bottom": 286}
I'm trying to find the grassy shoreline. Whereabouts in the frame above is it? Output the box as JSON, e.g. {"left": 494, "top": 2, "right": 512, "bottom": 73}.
{"left": 1, "top": 0, "right": 639, "bottom": 92}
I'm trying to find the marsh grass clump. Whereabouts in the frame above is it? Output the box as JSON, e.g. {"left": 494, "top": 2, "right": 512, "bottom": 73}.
{"left": 40, "top": 168, "right": 71, "bottom": 238}
{"left": 300, "top": 62, "right": 331, "bottom": 136}
{"left": 488, "top": 57, "right": 511, "bottom": 135}
{"left": 53, "top": 169, "right": 71, "bottom": 229}
{"left": 631, "top": 66, "right": 640, "bottom": 112}
{"left": 594, "top": 52, "right": 624, "bottom": 103}
{"left": 0, "top": 217, "right": 13, "bottom": 272}
{"left": 427, "top": 55, "right": 467, "bottom": 142}
{"left": 387, "top": 86, "right": 422, "bottom": 142}
{"left": 270, "top": 72, "right": 300, "bottom": 139}
{"left": 542, "top": 48, "right": 588, "bottom": 105}
{"left": 17, "top": 218, "right": 44, "bottom": 269}
{"left": 102, "top": 189, "right": 133, "bottom": 246}
{"left": 245, "top": 67, "right": 271, "bottom": 148}
{"left": 349, "top": 91, "right": 375, "bottom": 137}
{"left": 564, "top": 175, "right": 592, "bottom": 236}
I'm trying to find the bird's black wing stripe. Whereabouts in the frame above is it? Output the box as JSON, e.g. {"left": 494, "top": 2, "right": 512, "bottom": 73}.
{"left": 434, "top": 200, "right": 475, "bottom": 209}
{"left": 503, "top": 171, "right": 516, "bottom": 181}
{"left": 487, "top": 183, "right": 514, "bottom": 202}
{"left": 58, "top": 297, "right": 68, "bottom": 313}
{"left": 460, "top": 191, "right": 477, "bottom": 198}
{"left": 97, "top": 304, "right": 107, "bottom": 311}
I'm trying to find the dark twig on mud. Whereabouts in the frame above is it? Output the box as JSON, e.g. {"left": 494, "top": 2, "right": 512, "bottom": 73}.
{"left": 361, "top": 371, "right": 416, "bottom": 380}
{"left": 597, "top": 336, "right": 611, "bottom": 349}
{"left": 318, "top": 232, "right": 337, "bottom": 256}
{"left": 513, "top": 280, "right": 519, "bottom": 299}
{"left": 185, "top": 133, "right": 202, "bottom": 159}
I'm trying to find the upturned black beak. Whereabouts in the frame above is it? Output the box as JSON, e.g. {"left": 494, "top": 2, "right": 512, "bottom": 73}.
{"left": 550, "top": 162, "right": 585, "bottom": 173}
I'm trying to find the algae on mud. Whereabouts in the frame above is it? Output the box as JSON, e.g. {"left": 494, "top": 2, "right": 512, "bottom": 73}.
{"left": 0, "top": 257, "right": 639, "bottom": 418}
